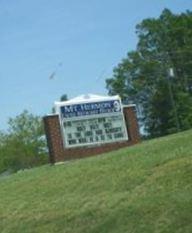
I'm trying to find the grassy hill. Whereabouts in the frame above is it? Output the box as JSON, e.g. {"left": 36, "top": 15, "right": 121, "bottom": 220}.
{"left": 0, "top": 130, "right": 192, "bottom": 233}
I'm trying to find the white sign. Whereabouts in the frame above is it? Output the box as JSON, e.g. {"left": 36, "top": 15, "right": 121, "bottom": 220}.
{"left": 56, "top": 95, "right": 128, "bottom": 148}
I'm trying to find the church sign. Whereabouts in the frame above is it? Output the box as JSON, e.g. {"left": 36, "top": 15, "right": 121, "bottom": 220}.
{"left": 55, "top": 95, "right": 128, "bottom": 148}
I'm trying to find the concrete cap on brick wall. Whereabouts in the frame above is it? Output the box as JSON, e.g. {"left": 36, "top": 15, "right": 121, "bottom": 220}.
{"left": 123, "top": 104, "right": 136, "bottom": 108}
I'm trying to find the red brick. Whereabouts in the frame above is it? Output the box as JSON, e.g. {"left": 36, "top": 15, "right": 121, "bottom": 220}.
{"left": 43, "top": 106, "right": 140, "bottom": 163}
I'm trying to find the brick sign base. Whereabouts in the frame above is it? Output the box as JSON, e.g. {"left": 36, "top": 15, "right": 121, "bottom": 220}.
{"left": 43, "top": 105, "right": 140, "bottom": 163}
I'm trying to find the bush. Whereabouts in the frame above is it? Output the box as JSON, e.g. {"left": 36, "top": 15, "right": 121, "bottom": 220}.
{"left": 0, "top": 110, "right": 48, "bottom": 173}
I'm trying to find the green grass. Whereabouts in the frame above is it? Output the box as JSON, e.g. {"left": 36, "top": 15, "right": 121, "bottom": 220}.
{"left": 0, "top": 130, "right": 192, "bottom": 233}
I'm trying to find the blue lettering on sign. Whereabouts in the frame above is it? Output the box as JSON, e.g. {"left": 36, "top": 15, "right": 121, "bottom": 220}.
{"left": 60, "top": 100, "right": 121, "bottom": 118}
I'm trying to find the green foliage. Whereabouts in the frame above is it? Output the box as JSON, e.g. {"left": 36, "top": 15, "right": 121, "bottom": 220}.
{"left": 52, "top": 94, "right": 68, "bottom": 113}
{"left": 106, "top": 9, "right": 192, "bottom": 137}
{"left": 60, "top": 94, "right": 68, "bottom": 101}
{"left": 0, "top": 110, "right": 48, "bottom": 173}
{"left": 0, "top": 129, "right": 192, "bottom": 233}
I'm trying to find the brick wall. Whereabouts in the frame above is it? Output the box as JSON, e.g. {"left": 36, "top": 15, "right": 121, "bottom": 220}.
{"left": 43, "top": 105, "right": 140, "bottom": 163}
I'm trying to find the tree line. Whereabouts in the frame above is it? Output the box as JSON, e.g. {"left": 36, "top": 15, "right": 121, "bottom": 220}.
{"left": 106, "top": 9, "right": 192, "bottom": 137}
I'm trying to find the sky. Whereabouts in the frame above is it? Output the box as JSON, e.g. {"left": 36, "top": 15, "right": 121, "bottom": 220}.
{"left": 0, "top": 0, "right": 191, "bottom": 130}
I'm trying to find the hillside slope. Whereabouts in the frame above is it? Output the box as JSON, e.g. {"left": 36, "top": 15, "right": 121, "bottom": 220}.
{"left": 0, "top": 130, "right": 192, "bottom": 233}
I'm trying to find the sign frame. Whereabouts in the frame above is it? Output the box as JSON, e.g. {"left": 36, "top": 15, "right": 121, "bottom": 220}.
{"left": 55, "top": 95, "right": 128, "bottom": 148}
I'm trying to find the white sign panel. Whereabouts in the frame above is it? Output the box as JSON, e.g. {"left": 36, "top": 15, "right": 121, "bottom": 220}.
{"left": 57, "top": 96, "right": 128, "bottom": 148}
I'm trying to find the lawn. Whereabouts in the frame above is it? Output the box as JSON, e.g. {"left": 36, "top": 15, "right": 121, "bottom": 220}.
{"left": 0, "top": 130, "right": 192, "bottom": 233}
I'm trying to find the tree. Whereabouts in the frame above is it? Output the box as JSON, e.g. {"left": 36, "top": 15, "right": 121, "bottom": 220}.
{"left": 106, "top": 9, "right": 192, "bottom": 137}
{"left": 52, "top": 94, "right": 68, "bottom": 113}
{"left": 0, "top": 110, "right": 48, "bottom": 173}
{"left": 60, "top": 94, "right": 68, "bottom": 101}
